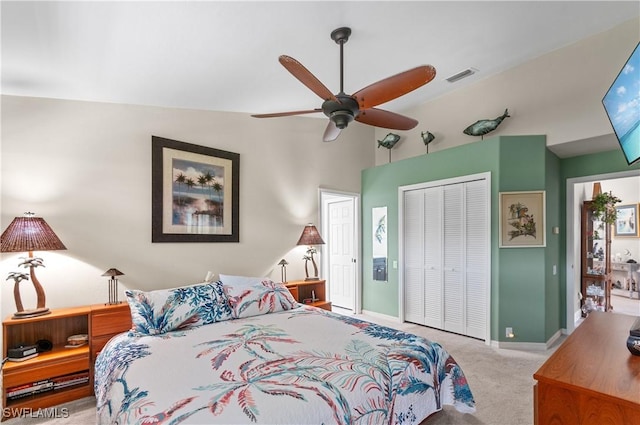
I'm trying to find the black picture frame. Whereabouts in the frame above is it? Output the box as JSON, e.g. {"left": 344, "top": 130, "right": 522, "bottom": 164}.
{"left": 152, "top": 136, "right": 239, "bottom": 242}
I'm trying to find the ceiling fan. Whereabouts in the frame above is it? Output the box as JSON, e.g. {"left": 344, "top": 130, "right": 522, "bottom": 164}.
{"left": 252, "top": 27, "right": 436, "bottom": 142}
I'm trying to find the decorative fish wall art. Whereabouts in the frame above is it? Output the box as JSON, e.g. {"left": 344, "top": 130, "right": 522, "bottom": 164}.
{"left": 463, "top": 108, "right": 510, "bottom": 139}
{"left": 421, "top": 131, "right": 435, "bottom": 153}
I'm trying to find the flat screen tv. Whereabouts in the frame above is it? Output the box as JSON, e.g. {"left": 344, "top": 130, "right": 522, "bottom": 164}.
{"left": 602, "top": 41, "right": 640, "bottom": 166}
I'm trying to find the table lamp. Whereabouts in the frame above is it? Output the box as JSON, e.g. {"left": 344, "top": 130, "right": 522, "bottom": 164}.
{"left": 296, "top": 224, "right": 325, "bottom": 281}
{"left": 277, "top": 259, "right": 289, "bottom": 283}
{"left": 1, "top": 212, "right": 67, "bottom": 318}
{"left": 102, "top": 268, "right": 124, "bottom": 304}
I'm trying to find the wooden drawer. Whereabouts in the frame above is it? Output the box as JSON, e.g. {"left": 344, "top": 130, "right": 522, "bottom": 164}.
{"left": 3, "top": 353, "right": 89, "bottom": 388}
{"left": 92, "top": 335, "right": 119, "bottom": 359}
{"left": 286, "top": 286, "right": 299, "bottom": 300}
{"left": 312, "top": 301, "right": 332, "bottom": 311}
{"left": 92, "top": 305, "right": 131, "bottom": 337}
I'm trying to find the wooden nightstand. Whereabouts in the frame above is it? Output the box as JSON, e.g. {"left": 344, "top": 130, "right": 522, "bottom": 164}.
{"left": 285, "top": 280, "right": 332, "bottom": 311}
{"left": 89, "top": 303, "right": 132, "bottom": 388}
{"left": 90, "top": 303, "right": 131, "bottom": 362}
{"left": 2, "top": 307, "right": 92, "bottom": 420}
{"left": 1, "top": 303, "right": 132, "bottom": 420}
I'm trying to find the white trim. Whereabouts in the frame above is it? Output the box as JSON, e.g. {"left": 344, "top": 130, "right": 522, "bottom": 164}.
{"left": 319, "top": 188, "right": 361, "bottom": 314}
{"left": 491, "top": 329, "right": 563, "bottom": 351}
{"left": 398, "top": 172, "right": 492, "bottom": 345}
{"left": 360, "top": 309, "right": 403, "bottom": 323}
{"left": 565, "top": 169, "right": 640, "bottom": 335}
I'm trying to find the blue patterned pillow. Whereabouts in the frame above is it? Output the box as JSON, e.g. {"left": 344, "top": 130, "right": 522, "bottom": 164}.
{"left": 125, "top": 281, "right": 233, "bottom": 335}
{"left": 224, "top": 279, "right": 298, "bottom": 319}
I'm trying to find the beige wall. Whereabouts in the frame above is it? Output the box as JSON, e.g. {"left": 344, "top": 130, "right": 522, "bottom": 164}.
{"left": 0, "top": 95, "right": 374, "bottom": 315}
{"left": 374, "top": 17, "right": 640, "bottom": 165}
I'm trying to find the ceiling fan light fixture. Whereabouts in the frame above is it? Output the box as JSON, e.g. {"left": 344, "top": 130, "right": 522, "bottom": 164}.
{"left": 330, "top": 110, "right": 354, "bottom": 129}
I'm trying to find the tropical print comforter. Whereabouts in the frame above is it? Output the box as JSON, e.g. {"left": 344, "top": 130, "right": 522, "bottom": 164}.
{"left": 95, "top": 305, "right": 475, "bottom": 424}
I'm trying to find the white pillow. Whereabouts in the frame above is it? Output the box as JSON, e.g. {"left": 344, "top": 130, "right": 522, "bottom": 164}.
{"left": 219, "top": 274, "right": 268, "bottom": 287}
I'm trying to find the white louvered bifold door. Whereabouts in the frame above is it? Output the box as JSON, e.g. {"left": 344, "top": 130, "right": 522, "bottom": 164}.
{"left": 442, "top": 184, "right": 464, "bottom": 334}
{"left": 465, "top": 180, "right": 488, "bottom": 339}
{"left": 403, "top": 189, "right": 425, "bottom": 324}
{"left": 402, "top": 176, "right": 488, "bottom": 340}
{"left": 423, "top": 187, "right": 443, "bottom": 328}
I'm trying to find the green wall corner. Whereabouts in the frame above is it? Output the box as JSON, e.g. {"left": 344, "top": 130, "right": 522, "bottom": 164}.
{"left": 361, "top": 135, "right": 559, "bottom": 343}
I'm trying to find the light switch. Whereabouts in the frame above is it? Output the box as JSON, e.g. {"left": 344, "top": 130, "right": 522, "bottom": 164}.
{"left": 393, "top": 260, "right": 398, "bottom": 269}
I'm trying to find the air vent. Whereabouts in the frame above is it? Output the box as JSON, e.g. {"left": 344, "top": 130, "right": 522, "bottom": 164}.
{"left": 445, "top": 68, "right": 478, "bottom": 83}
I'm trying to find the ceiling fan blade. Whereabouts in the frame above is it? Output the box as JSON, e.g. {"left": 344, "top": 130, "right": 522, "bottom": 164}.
{"left": 356, "top": 108, "right": 418, "bottom": 130}
{"left": 279, "top": 55, "right": 338, "bottom": 102}
{"left": 323, "top": 121, "right": 341, "bottom": 142}
{"left": 251, "top": 109, "right": 322, "bottom": 118}
{"left": 353, "top": 65, "right": 436, "bottom": 109}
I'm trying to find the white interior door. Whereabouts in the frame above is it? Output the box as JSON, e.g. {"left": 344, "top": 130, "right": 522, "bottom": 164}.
{"left": 328, "top": 199, "right": 355, "bottom": 309}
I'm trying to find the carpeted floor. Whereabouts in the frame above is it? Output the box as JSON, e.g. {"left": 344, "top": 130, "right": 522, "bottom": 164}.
{"left": 3, "top": 311, "right": 563, "bottom": 425}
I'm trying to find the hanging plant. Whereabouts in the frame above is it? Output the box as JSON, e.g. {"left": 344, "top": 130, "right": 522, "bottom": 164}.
{"left": 591, "top": 191, "right": 621, "bottom": 225}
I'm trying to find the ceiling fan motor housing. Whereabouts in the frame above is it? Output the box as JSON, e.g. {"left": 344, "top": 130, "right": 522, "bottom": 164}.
{"left": 322, "top": 95, "right": 359, "bottom": 129}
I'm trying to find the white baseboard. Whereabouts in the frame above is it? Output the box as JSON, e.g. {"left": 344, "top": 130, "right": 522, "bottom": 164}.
{"left": 491, "top": 329, "right": 563, "bottom": 351}
{"left": 545, "top": 329, "right": 563, "bottom": 348}
{"left": 360, "top": 309, "right": 402, "bottom": 323}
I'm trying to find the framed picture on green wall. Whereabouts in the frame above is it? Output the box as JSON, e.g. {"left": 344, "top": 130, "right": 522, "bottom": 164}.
{"left": 499, "top": 191, "right": 546, "bottom": 248}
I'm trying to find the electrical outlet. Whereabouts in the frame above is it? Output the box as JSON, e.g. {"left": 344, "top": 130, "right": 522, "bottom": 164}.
{"left": 506, "top": 327, "right": 514, "bottom": 338}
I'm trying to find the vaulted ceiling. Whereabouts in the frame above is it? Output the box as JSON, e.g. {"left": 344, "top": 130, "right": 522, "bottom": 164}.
{"left": 2, "top": 1, "right": 638, "bottom": 120}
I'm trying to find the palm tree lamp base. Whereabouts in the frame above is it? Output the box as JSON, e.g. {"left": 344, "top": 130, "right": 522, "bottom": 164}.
{"left": 13, "top": 307, "right": 50, "bottom": 319}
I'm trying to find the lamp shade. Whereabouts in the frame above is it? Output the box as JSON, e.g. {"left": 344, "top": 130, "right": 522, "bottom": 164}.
{"left": 1, "top": 214, "right": 66, "bottom": 253}
{"left": 296, "top": 224, "right": 325, "bottom": 246}
{"left": 102, "top": 268, "right": 124, "bottom": 277}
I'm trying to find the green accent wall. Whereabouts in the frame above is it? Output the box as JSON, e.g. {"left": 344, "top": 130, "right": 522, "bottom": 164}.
{"left": 362, "top": 141, "right": 639, "bottom": 342}
{"left": 545, "top": 150, "right": 562, "bottom": 341}
{"left": 362, "top": 135, "right": 561, "bottom": 343}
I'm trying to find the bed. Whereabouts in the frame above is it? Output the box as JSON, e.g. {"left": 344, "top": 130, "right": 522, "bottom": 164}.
{"left": 95, "top": 278, "right": 475, "bottom": 424}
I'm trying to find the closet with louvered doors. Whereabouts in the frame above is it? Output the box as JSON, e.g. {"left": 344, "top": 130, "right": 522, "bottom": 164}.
{"left": 400, "top": 173, "right": 490, "bottom": 341}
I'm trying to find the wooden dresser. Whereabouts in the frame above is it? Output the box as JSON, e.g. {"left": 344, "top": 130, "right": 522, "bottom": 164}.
{"left": 533, "top": 312, "right": 640, "bottom": 425}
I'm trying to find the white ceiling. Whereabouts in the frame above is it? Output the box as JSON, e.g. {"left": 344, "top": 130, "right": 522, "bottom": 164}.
{"left": 2, "top": 1, "right": 639, "bottom": 121}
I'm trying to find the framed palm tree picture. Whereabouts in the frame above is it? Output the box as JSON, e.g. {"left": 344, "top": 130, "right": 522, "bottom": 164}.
{"left": 152, "top": 136, "right": 240, "bottom": 242}
{"left": 499, "top": 191, "right": 546, "bottom": 248}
